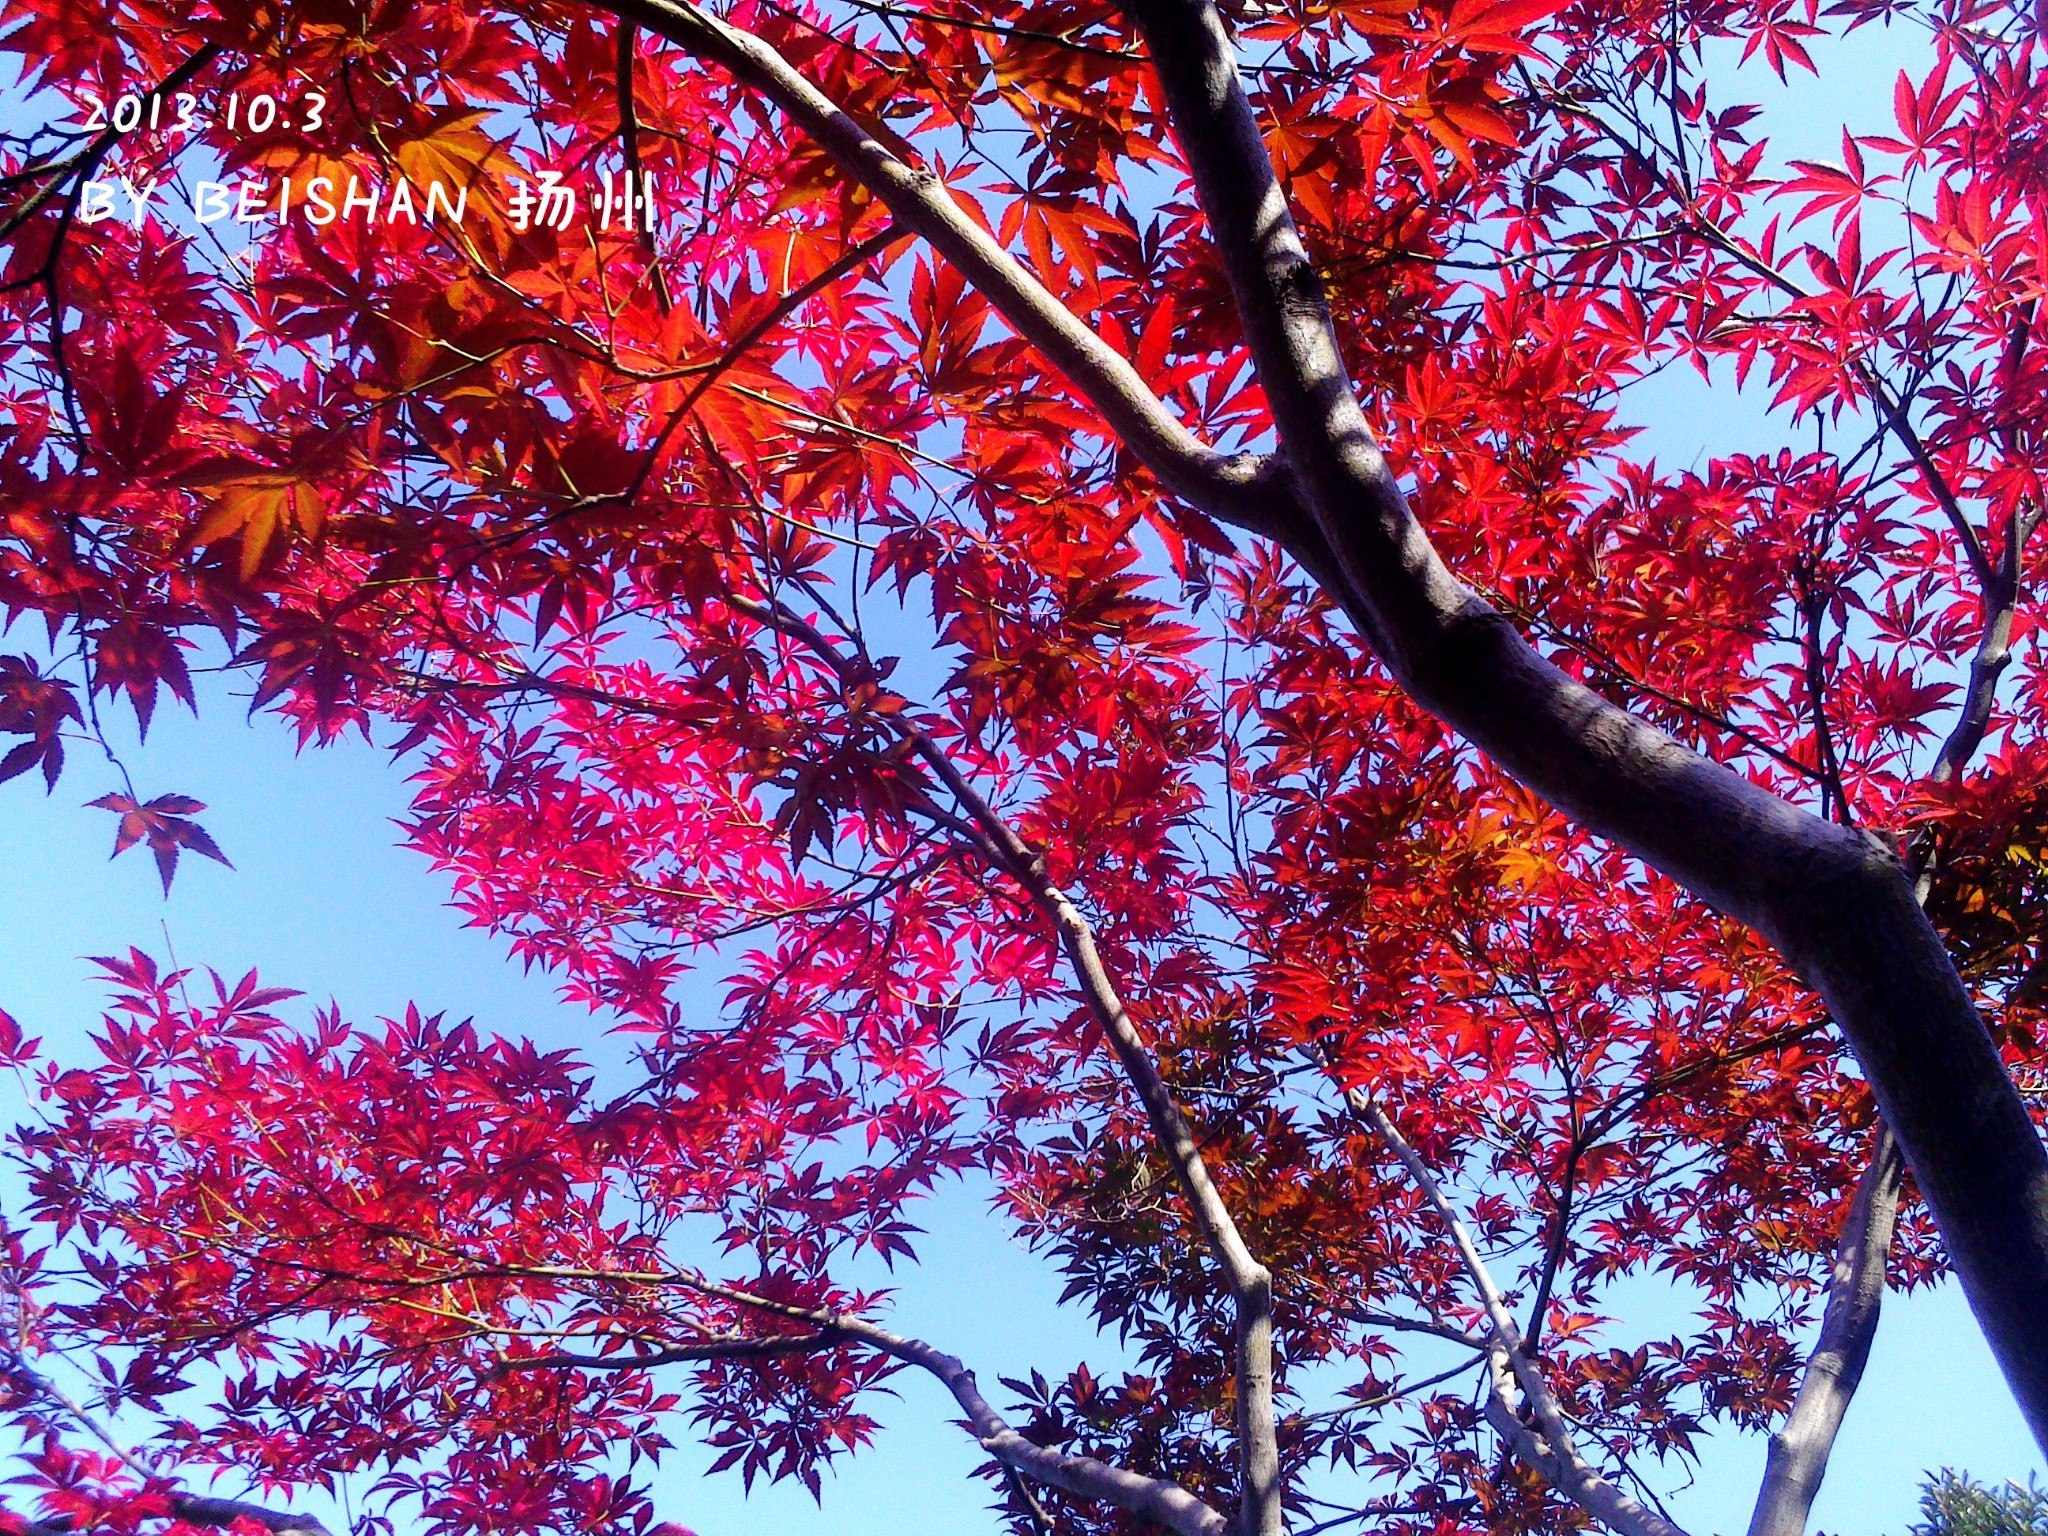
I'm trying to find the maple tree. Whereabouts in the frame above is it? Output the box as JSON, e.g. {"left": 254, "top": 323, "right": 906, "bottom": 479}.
{"left": 0, "top": 0, "right": 2046, "bottom": 1529}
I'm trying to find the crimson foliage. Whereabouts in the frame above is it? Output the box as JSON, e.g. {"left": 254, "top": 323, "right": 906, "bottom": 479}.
{"left": 0, "top": 0, "right": 2044, "bottom": 1530}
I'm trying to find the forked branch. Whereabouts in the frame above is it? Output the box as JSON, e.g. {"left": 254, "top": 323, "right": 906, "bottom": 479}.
{"left": 604, "top": 0, "right": 2048, "bottom": 1447}
{"left": 725, "top": 588, "right": 1282, "bottom": 1535}
{"left": 520, "top": 1263, "right": 1233, "bottom": 1536}
{"left": 1340, "top": 1084, "right": 1691, "bottom": 1536}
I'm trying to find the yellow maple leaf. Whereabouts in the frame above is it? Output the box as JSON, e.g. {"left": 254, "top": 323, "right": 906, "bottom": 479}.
{"left": 393, "top": 109, "right": 520, "bottom": 195}
{"left": 177, "top": 460, "right": 325, "bottom": 577}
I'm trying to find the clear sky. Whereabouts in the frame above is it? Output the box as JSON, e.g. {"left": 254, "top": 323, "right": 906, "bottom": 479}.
{"left": 0, "top": 672, "right": 2039, "bottom": 1536}
{"left": 2, "top": 7, "right": 2045, "bottom": 1534}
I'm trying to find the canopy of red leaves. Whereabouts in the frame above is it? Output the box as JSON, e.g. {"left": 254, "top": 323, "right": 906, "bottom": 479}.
{"left": 1, "top": 0, "right": 2045, "bottom": 1529}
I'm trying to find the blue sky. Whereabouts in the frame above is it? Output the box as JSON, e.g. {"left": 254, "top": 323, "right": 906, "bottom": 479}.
{"left": 3, "top": 6, "right": 2046, "bottom": 1533}
{"left": 0, "top": 672, "right": 2038, "bottom": 1536}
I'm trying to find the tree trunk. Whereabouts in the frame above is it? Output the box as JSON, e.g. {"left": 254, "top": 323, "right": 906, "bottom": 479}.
{"left": 1749, "top": 1131, "right": 1906, "bottom": 1536}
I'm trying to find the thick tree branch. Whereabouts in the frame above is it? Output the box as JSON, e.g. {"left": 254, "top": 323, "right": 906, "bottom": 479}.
{"left": 1118, "top": 0, "right": 2048, "bottom": 1452}
{"left": 977, "top": 818, "right": 1281, "bottom": 1536}
{"left": 594, "top": 0, "right": 2048, "bottom": 1460}
{"left": 605, "top": 0, "right": 1292, "bottom": 536}
{"left": 852, "top": 1319, "right": 1233, "bottom": 1536}
{"left": 1911, "top": 458, "right": 2026, "bottom": 897}
{"left": 1747, "top": 1129, "right": 1904, "bottom": 1536}
{"left": 1758, "top": 504, "right": 2028, "bottom": 1531}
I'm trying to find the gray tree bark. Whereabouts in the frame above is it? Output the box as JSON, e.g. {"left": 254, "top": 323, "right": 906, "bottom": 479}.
{"left": 611, "top": 0, "right": 2048, "bottom": 1456}
{"left": 1748, "top": 1131, "right": 1906, "bottom": 1536}
{"left": 1116, "top": 0, "right": 2048, "bottom": 1455}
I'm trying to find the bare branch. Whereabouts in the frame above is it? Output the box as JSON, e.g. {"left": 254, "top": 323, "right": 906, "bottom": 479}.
{"left": 614, "top": 21, "right": 675, "bottom": 314}
{"left": 1341, "top": 1084, "right": 1692, "bottom": 1536}
{"left": 624, "top": 220, "right": 907, "bottom": 500}
{"left": 527, "top": 1265, "right": 1232, "bottom": 1536}
{"left": 492, "top": 1330, "right": 841, "bottom": 1369}
{"left": 855, "top": 1319, "right": 1232, "bottom": 1536}
{"left": 726, "top": 590, "right": 1281, "bottom": 1534}
{"left": 1327, "top": 1304, "right": 1486, "bottom": 1353}
{"left": 0, "top": 43, "right": 222, "bottom": 249}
